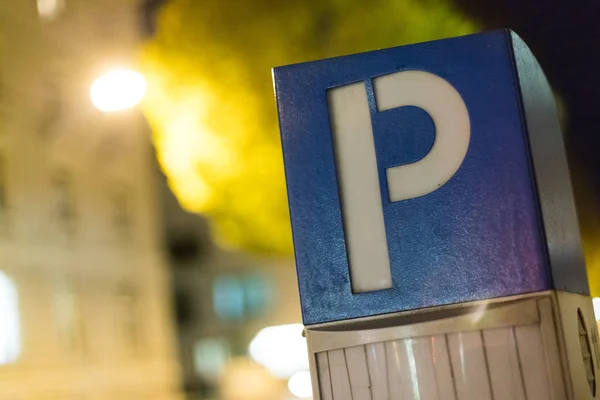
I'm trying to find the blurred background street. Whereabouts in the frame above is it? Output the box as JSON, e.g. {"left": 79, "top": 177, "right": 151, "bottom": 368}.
{"left": 0, "top": 0, "right": 599, "bottom": 399}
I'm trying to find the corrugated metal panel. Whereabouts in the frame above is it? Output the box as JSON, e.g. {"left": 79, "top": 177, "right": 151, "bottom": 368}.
{"left": 317, "top": 324, "right": 553, "bottom": 400}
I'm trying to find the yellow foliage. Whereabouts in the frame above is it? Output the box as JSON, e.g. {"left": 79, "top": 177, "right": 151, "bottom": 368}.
{"left": 141, "top": 0, "right": 477, "bottom": 255}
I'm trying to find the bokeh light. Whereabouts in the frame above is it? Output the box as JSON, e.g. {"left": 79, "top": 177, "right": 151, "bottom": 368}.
{"left": 0, "top": 271, "right": 20, "bottom": 365}
{"left": 249, "top": 324, "right": 308, "bottom": 378}
{"left": 288, "top": 371, "right": 313, "bottom": 399}
{"left": 90, "top": 69, "right": 147, "bottom": 112}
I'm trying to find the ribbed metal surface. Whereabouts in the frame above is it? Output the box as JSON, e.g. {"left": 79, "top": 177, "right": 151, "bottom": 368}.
{"left": 317, "top": 325, "right": 553, "bottom": 400}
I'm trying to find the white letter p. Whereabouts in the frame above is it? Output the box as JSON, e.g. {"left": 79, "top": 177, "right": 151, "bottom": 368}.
{"left": 328, "top": 70, "right": 470, "bottom": 293}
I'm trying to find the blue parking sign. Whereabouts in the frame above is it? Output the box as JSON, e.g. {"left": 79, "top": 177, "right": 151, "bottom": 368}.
{"left": 274, "top": 30, "right": 587, "bottom": 325}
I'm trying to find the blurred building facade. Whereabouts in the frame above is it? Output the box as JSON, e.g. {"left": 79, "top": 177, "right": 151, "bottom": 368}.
{"left": 0, "top": 1, "right": 181, "bottom": 399}
{"left": 161, "top": 180, "right": 303, "bottom": 400}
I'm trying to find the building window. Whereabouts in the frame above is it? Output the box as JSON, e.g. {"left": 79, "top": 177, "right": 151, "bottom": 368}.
{"left": 0, "top": 155, "right": 9, "bottom": 231}
{"left": 0, "top": 73, "right": 6, "bottom": 132}
{"left": 116, "top": 285, "right": 142, "bottom": 355}
{"left": 168, "top": 235, "right": 200, "bottom": 264}
{"left": 0, "top": 156, "right": 7, "bottom": 213}
{"left": 193, "top": 338, "right": 230, "bottom": 382}
{"left": 52, "top": 171, "right": 76, "bottom": 234}
{"left": 213, "top": 275, "right": 244, "bottom": 321}
{"left": 37, "top": 0, "right": 65, "bottom": 20}
{"left": 112, "top": 186, "right": 133, "bottom": 243}
{"left": 38, "top": 78, "right": 62, "bottom": 139}
{"left": 243, "top": 273, "right": 272, "bottom": 318}
{"left": 54, "top": 279, "right": 84, "bottom": 354}
{"left": 174, "top": 290, "right": 194, "bottom": 327}
{"left": 0, "top": 271, "right": 20, "bottom": 365}
{"left": 212, "top": 273, "right": 272, "bottom": 322}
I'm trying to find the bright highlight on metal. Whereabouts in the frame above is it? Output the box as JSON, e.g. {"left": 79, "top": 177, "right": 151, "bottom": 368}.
{"left": 593, "top": 297, "right": 600, "bottom": 321}
{"left": 90, "top": 69, "right": 147, "bottom": 112}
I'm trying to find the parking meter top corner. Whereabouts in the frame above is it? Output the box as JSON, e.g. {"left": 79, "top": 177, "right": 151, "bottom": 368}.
{"left": 274, "top": 29, "right": 587, "bottom": 325}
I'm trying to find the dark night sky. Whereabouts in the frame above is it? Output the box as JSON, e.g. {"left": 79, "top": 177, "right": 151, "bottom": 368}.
{"left": 456, "top": 0, "right": 600, "bottom": 241}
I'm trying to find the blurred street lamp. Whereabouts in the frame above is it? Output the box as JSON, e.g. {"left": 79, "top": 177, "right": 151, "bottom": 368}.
{"left": 249, "top": 323, "right": 309, "bottom": 379}
{"left": 0, "top": 271, "right": 20, "bottom": 365}
{"left": 288, "top": 371, "right": 313, "bottom": 399}
{"left": 90, "top": 69, "right": 146, "bottom": 112}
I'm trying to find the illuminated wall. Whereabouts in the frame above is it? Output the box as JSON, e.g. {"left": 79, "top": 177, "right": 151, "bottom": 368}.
{"left": 0, "top": 1, "right": 182, "bottom": 399}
